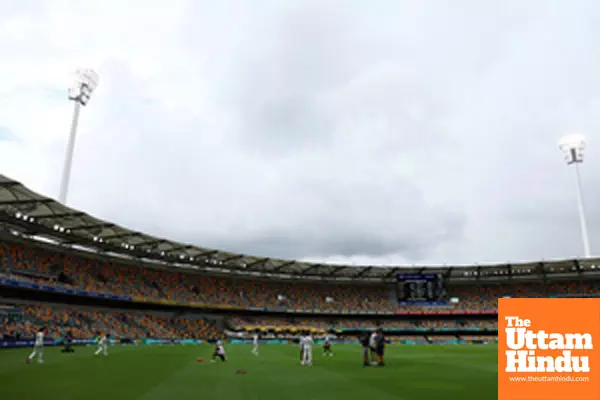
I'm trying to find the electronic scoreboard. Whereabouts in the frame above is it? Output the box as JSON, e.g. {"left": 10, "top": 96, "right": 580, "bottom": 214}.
{"left": 396, "top": 273, "right": 446, "bottom": 304}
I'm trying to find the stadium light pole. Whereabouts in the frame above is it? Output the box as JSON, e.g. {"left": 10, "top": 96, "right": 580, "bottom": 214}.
{"left": 58, "top": 68, "right": 99, "bottom": 204}
{"left": 558, "top": 133, "right": 591, "bottom": 258}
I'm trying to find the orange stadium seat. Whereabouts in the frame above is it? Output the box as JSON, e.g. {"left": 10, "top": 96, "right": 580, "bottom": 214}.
{"left": 1, "top": 240, "right": 599, "bottom": 317}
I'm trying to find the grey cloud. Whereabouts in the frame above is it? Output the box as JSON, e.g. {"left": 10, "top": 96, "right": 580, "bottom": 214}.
{"left": 207, "top": 229, "right": 428, "bottom": 261}
{"left": 197, "top": 168, "right": 468, "bottom": 260}
{"left": 240, "top": 95, "right": 333, "bottom": 154}
{"left": 27, "top": 0, "right": 600, "bottom": 265}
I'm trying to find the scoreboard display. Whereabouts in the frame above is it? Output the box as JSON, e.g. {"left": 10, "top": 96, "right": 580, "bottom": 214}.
{"left": 396, "top": 273, "right": 446, "bottom": 303}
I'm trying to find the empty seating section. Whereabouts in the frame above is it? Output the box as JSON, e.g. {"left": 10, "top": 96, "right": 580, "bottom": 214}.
{"left": 3, "top": 309, "right": 496, "bottom": 341}
{"left": 462, "top": 335, "right": 498, "bottom": 342}
{"left": 2, "top": 241, "right": 600, "bottom": 313}
{"left": 230, "top": 317, "right": 497, "bottom": 331}
{"left": 0, "top": 303, "right": 222, "bottom": 340}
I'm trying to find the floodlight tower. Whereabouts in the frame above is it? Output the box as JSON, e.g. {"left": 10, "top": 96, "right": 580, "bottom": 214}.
{"left": 558, "top": 133, "right": 591, "bottom": 258}
{"left": 58, "top": 68, "right": 99, "bottom": 204}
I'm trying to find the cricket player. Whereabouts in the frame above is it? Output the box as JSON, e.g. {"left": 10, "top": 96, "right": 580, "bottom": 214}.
{"left": 94, "top": 332, "right": 109, "bottom": 356}
{"left": 211, "top": 340, "right": 227, "bottom": 362}
{"left": 323, "top": 334, "right": 333, "bottom": 357}
{"left": 369, "top": 330, "right": 379, "bottom": 365}
{"left": 26, "top": 327, "right": 46, "bottom": 364}
{"left": 301, "top": 331, "right": 313, "bottom": 366}
{"left": 252, "top": 333, "right": 259, "bottom": 356}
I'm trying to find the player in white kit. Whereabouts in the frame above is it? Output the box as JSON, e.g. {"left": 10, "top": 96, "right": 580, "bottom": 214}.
{"left": 369, "top": 330, "right": 379, "bottom": 365}
{"left": 211, "top": 340, "right": 227, "bottom": 362}
{"left": 251, "top": 334, "right": 259, "bottom": 356}
{"left": 300, "top": 331, "right": 313, "bottom": 366}
{"left": 26, "top": 327, "right": 46, "bottom": 364}
{"left": 94, "top": 332, "right": 109, "bottom": 356}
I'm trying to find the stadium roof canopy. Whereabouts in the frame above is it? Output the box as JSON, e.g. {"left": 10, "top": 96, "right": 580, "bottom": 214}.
{"left": 0, "top": 174, "right": 599, "bottom": 282}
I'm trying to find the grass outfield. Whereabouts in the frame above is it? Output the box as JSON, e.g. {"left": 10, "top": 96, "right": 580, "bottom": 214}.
{"left": 0, "top": 344, "right": 498, "bottom": 400}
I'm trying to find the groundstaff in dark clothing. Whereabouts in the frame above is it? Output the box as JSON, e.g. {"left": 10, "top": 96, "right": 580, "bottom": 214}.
{"left": 62, "top": 330, "right": 74, "bottom": 353}
{"left": 375, "top": 328, "right": 385, "bottom": 366}
{"left": 359, "top": 332, "right": 371, "bottom": 366}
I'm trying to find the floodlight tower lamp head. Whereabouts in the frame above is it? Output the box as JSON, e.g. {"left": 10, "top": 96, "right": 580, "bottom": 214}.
{"left": 558, "top": 133, "right": 586, "bottom": 165}
{"left": 68, "top": 68, "right": 99, "bottom": 106}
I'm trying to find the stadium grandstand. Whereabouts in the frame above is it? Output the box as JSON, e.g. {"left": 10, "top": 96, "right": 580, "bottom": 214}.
{"left": 1, "top": 175, "right": 599, "bottom": 348}
{"left": 0, "top": 175, "right": 599, "bottom": 400}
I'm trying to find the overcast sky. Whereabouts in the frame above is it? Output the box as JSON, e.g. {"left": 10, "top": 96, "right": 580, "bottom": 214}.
{"left": 1, "top": 0, "right": 600, "bottom": 267}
